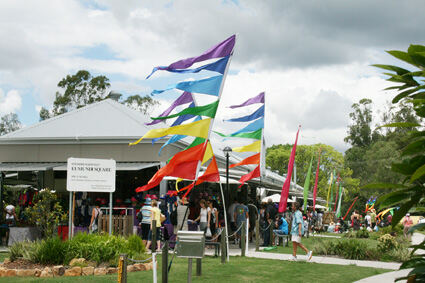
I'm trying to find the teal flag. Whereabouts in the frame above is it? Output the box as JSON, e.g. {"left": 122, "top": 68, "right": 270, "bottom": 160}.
{"left": 303, "top": 156, "right": 313, "bottom": 211}
{"left": 214, "top": 128, "right": 262, "bottom": 140}
{"left": 151, "top": 100, "right": 219, "bottom": 120}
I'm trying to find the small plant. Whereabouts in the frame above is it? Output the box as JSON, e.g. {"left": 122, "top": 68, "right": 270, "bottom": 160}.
{"left": 24, "top": 189, "right": 67, "bottom": 238}
{"left": 37, "top": 237, "right": 68, "bottom": 265}
{"left": 378, "top": 234, "right": 399, "bottom": 252}
{"left": 355, "top": 229, "right": 369, "bottom": 239}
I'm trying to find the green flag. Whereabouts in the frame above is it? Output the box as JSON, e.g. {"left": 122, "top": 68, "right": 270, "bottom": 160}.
{"left": 151, "top": 100, "right": 219, "bottom": 120}
{"left": 329, "top": 169, "right": 336, "bottom": 207}
{"left": 214, "top": 128, "right": 262, "bottom": 140}
{"left": 336, "top": 184, "right": 343, "bottom": 217}
{"left": 303, "top": 156, "right": 313, "bottom": 211}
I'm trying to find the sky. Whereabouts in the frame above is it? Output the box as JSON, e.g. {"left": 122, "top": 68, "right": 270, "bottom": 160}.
{"left": 1, "top": 0, "right": 425, "bottom": 152}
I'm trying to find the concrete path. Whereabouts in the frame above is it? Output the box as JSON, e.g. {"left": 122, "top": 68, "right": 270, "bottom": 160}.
{"left": 354, "top": 269, "right": 411, "bottom": 283}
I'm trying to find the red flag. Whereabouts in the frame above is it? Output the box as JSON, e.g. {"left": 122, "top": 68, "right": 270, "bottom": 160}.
{"left": 278, "top": 126, "right": 301, "bottom": 213}
{"left": 229, "top": 153, "right": 260, "bottom": 169}
{"left": 333, "top": 173, "right": 341, "bottom": 212}
{"left": 135, "top": 142, "right": 206, "bottom": 192}
{"left": 238, "top": 165, "right": 260, "bottom": 188}
{"left": 312, "top": 148, "right": 321, "bottom": 210}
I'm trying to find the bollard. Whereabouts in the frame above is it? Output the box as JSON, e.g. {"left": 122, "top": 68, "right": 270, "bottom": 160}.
{"left": 255, "top": 219, "right": 260, "bottom": 252}
{"left": 188, "top": 258, "right": 193, "bottom": 283}
{"left": 241, "top": 221, "right": 246, "bottom": 257}
{"left": 152, "top": 220, "right": 157, "bottom": 251}
{"left": 269, "top": 222, "right": 273, "bottom": 247}
{"left": 117, "top": 254, "right": 127, "bottom": 283}
{"left": 221, "top": 228, "right": 226, "bottom": 264}
{"left": 162, "top": 241, "right": 168, "bottom": 283}
{"left": 196, "top": 258, "right": 202, "bottom": 276}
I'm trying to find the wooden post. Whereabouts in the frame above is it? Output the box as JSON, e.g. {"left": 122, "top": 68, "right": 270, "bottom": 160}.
{"left": 221, "top": 228, "right": 226, "bottom": 264}
{"left": 118, "top": 254, "right": 127, "bottom": 283}
{"left": 269, "top": 222, "right": 273, "bottom": 247}
{"left": 196, "top": 258, "right": 201, "bottom": 276}
{"left": 152, "top": 220, "right": 157, "bottom": 251}
{"left": 162, "top": 241, "right": 168, "bottom": 283}
{"left": 241, "top": 221, "right": 246, "bottom": 257}
{"left": 255, "top": 219, "right": 260, "bottom": 252}
{"left": 188, "top": 258, "right": 193, "bottom": 283}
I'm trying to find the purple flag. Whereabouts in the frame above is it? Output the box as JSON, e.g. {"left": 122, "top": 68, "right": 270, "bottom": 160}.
{"left": 147, "top": 35, "right": 235, "bottom": 78}
{"left": 145, "top": 92, "right": 193, "bottom": 126}
{"left": 229, "top": 92, "right": 264, "bottom": 109}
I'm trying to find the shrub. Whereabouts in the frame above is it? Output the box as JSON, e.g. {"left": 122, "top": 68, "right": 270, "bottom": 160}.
{"left": 37, "top": 237, "right": 67, "bottom": 264}
{"left": 126, "top": 235, "right": 146, "bottom": 256}
{"left": 378, "top": 234, "right": 399, "bottom": 252}
{"left": 340, "top": 239, "right": 368, "bottom": 260}
{"left": 355, "top": 229, "right": 369, "bottom": 239}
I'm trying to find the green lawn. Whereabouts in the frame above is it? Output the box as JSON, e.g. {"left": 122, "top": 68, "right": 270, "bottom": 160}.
{"left": 0, "top": 253, "right": 8, "bottom": 263}
{"left": 0, "top": 256, "right": 389, "bottom": 283}
{"left": 266, "top": 235, "right": 379, "bottom": 255}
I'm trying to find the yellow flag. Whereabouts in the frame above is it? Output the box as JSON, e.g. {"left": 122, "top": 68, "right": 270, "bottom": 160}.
{"left": 175, "top": 178, "right": 183, "bottom": 192}
{"left": 202, "top": 141, "right": 214, "bottom": 165}
{"left": 232, "top": 140, "right": 261, "bottom": 153}
{"left": 129, "top": 118, "right": 212, "bottom": 146}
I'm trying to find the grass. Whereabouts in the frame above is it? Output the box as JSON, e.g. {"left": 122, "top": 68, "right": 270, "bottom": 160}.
{"left": 0, "top": 253, "right": 8, "bottom": 263}
{"left": 0, "top": 256, "right": 389, "bottom": 283}
{"left": 266, "top": 235, "right": 379, "bottom": 255}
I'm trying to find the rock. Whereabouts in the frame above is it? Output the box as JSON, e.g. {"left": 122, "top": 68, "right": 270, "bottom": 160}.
{"left": 40, "top": 267, "right": 53, "bottom": 278}
{"left": 64, "top": 266, "right": 82, "bottom": 277}
{"left": 52, "top": 265, "right": 65, "bottom": 277}
{"left": 0, "top": 268, "right": 6, "bottom": 277}
{"left": 94, "top": 268, "right": 107, "bottom": 276}
{"left": 126, "top": 265, "right": 136, "bottom": 272}
{"left": 34, "top": 269, "right": 42, "bottom": 277}
{"left": 86, "top": 260, "right": 97, "bottom": 267}
{"left": 16, "top": 269, "right": 36, "bottom": 277}
{"left": 3, "top": 258, "right": 10, "bottom": 264}
{"left": 82, "top": 266, "right": 94, "bottom": 276}
{"left": 4, "top": 269, "right": 17, "bottom": 277}
{"left": 144, "top": 262, "right": 153, "bottom": 271}
{"left": 133, "top": 263, "right": 146, "bottom": 271}
{"left": 107, "top": 267, "right": 117, "bottom": 274}
{"left": 69, "top": 258, "right": 86, "bottom": 266}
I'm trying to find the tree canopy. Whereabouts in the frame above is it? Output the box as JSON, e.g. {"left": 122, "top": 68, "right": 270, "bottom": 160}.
{"left": 0, "top": 113, "right": 21, "bottom": 135}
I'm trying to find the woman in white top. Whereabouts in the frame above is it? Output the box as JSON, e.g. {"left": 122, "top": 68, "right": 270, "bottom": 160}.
{"left": 195, "top": 199, "right": 210, "bottom": 233}
{"left": 89, "top": 200, "right": 102, "bottom": 233}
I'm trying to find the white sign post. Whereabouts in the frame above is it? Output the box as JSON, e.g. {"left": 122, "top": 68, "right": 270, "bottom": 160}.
{"left": 67, "top": 158, "right": 116, "bottom": 238}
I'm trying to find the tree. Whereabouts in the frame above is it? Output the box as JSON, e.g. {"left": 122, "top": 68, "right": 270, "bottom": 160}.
{"left": 40, "top": 70, "right": 159, "bottom": 120}
{"left": 0, "top": 113, "right": 21, "bottom": 135}
{"left": 372, "top": 44, "right": 425, "bottom": 281}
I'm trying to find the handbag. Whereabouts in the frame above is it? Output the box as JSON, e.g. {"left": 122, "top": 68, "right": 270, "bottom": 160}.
{"left": 160, "top": 213, "right": 166, "bottom": 223}
{"left": 205, "top": 227, "right": 212, "bottom": 237}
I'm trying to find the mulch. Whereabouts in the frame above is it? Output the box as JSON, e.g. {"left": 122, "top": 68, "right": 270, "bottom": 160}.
{"left": 1, "top": 258, "right": 53, "bottom": 270}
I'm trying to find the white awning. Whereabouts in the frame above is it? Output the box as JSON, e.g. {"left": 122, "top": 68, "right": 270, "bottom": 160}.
{"left": 164, "top": 175, "right": 240, "bottom": 184}
{"left": 0, "top": 162, "right": 160, "bottom": 171}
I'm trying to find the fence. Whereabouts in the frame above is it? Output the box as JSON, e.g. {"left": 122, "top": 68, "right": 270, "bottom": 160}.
{"left": 98, "top": 215, "right": 134, "bottom": 236}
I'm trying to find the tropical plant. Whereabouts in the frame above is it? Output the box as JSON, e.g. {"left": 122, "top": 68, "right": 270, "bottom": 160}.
{"left": 371, "top": 44, "right": 425, "bottom": 281}
{"left": 24, "top": 189, "right": 67, "bottom": 238}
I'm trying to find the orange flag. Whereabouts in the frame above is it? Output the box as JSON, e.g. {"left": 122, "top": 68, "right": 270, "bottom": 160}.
{"left": 238, "top": 165, "right": 260, "bottom": 188}
{"left": 229, "top": 153, "right": 260, "bottom": 169}
{"left": 135, "top": 142, "right": 206, "bottom": 192}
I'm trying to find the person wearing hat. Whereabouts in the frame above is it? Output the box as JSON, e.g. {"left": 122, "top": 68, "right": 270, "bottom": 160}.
{"left": 139, "top": 198, "right": 152, "bottom": 246}
{"left": 403, "top": 213, "right": 413, "bottom": 240}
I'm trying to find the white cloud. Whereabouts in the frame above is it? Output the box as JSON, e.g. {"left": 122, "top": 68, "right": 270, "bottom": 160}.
{"left": 0, "top": 89, "right": 22, "bottom": 115}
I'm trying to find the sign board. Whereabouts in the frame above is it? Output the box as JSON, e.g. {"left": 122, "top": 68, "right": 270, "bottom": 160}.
{"left": 67, "top": 157, "right": 116, "bottom": 192}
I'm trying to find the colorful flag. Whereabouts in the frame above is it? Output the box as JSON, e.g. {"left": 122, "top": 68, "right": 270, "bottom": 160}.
{"left": 215, "top": 128, "right": 262, "bottom": 140}
{"left": 232, "top": 140, "right": 261, "bottom": 153}
{"left": 146, "top": 35, "right": 235, "bottom": 78}
{"left": 238, "top": 165, "right": 260, "bottom": 188}
{"left": 151, "top": 100, "right": 219, "bottom": 120}
{"left": 229, "top": 92, "right": 264, "bottom": 109}
{"left": 229, "top": 153, "right": 260, "bottom": 169}
{"left": 278, "top": 126, "right": 301, "bottom": 213}
{"left": 225, "top": 105, "right": 264, "bottom": 122}
{"left": 135, "top": 142, "right": 207, "bottom": 192}
{"left": 336, "top": 184, "right": 343, "bottom": 217}
{"left": 303, "top": 156, "right": 313, "bottom": 211}
{"left": 228, "top": 117, "right": 264, "bottom": 136}
{"left": 129, "top": 118, "right": 211, "bottom": 146}
{"left": 312, "top": 148, "right": 321, "bottom": 210}
{"left": 151, "top": 75, "right": 223, "bottom": 96}
{"left": 146, "top": 92, "right": 193, "bottom": 126}
{"left": 326, "top": 172, "right": 334, "bottom": 210}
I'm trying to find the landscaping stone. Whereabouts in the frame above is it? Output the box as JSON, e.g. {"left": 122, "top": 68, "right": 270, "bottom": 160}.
{"left": 127, "top": 265, "right": 136, "bottom": 272}
{"left": 144, "top": 262, "right": 153, "bottom": 271}
{"left": 17, "top": 269, "right": 36, "bottom": 277}
{"left": 107, "top": 267, "right": 117, "bottom": 274}
{"left": 94, "top": 267, "right": 107, "bottom": 276}
{"left": 3, "top": 258, "right": 10, "bottom": 264}
{"left": 133, "top": 263, "right": 146, "bottom": 271}
{"left": 69, "top": 258, "right": 86, "bottom": 266}
{"left": 4, "top": 269, "right": 17, "bottom": 277}
{"left": 82, "top": 266, "right": 94, "bottom": 276}
{"left": 34, "top": 268, "right": 42, "bottom": 277}
{"left": 53, "top": 265, "right": 65, "bottom": 276}
{"left": 40, "top": 267, "right": 53, "bottom": 278}
{"left": 64, "top": 266, "right": 82, "bottom": 277}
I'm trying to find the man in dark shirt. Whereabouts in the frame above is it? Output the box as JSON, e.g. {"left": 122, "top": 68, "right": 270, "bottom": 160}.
{"left": 263, "top": 199, "right": 276, "bottom": 246}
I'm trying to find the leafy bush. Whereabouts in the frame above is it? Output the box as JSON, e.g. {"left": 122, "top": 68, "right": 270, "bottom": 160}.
{"left": 340, "top": 239, "right": 368, "bottom": 260}
{"left": 378, "top": 234, "right": 399, "bottom": 252}
{"left": 37, "top": 237, "right": 67, "bottom": 264}
{"left": 126, "top": 235, "right": 146, "bottom": 255}
{"left": 355, "top": 229, "right": 369, "bottom": 238}
{"left": 377, "top": 225, "right": 403, "bottom": 237}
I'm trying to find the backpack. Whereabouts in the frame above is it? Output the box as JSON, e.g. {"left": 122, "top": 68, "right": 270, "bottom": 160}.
{"left": 170, "top": 210, "right": 177, "bottom": 226}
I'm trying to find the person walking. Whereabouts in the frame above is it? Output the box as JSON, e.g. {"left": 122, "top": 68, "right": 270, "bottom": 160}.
{"left": 234, "top": 200, "right": 249, "bottom": 245}
{"left": 88, "top": 200, "right": 102, "bottom": 233}
{"left": 146, "top": 199, "right": 161, "bottom": 252}
{"left": 403, "top": 213, "right": 413, "bottom": 240}
{"left": 138, "top": 198, "right": 152, "bottom": 246}
{"left": 195, "top": 199, "right": 211, "bottom": 233}
{"left": 289, "top": 202, "right": 312, "bottom": 261}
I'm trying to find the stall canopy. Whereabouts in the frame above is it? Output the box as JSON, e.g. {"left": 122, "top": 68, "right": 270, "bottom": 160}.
{"left": 261, "top": 193, "right": 294, "bottom": 203}
{"left": 0, "top": 162, "right": 160, "bottom": 171}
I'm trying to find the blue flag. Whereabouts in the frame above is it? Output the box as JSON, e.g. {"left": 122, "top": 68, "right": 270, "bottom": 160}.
{"left": 151, "top": 75, "right": 223, "bottom": 96}
{"left": 230, "top": 117, "right": 264, "bottom": 136}
{"left": 225, "top": 105, "right": 264, "bottom": 122}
